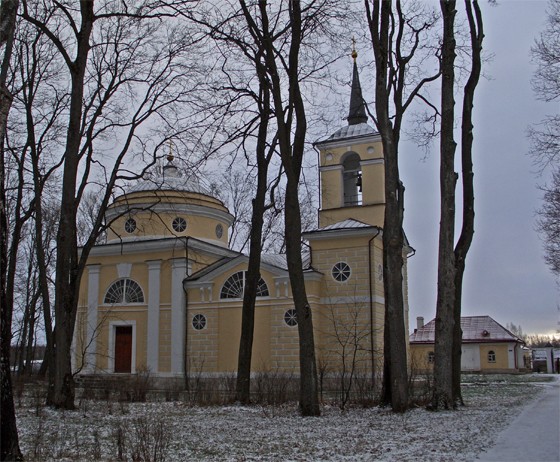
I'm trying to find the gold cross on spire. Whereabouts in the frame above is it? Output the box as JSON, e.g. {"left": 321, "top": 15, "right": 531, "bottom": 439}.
{"left": 351, "top": 36, "right": 357, "bottom": 61}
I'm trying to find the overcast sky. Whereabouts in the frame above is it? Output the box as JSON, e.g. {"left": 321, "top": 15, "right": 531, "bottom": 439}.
{"left": 401, "top": 0, "right": 558, "bottom": 335}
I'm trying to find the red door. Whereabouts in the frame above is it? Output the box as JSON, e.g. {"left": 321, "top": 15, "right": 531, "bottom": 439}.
{"left": 114, "top": 326, "right": 132, "bottom": 373}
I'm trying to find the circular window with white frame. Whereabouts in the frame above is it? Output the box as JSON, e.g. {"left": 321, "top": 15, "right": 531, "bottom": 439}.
{"left": 332, "top": 262, "right": 351, "bottom": 282}
{"left": 172, "top": 216, "right": 187, "bottom": 232}
{"left": 192, "top": 314, "right": 207, "bottom": 330}
{"left": 284, "top": 309, "right": 298, "bottom": 327}
{"left": 124, "top": 218, "right": 137, "bottom": 233}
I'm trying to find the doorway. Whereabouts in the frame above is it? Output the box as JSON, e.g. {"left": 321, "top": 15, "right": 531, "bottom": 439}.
{"left": 114, "top": 325, "right": 133, "bottom": 373}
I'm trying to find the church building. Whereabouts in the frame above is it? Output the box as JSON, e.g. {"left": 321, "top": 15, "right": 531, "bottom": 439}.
{"left": 74, "top": 54, "right": 412, "bottom": 381}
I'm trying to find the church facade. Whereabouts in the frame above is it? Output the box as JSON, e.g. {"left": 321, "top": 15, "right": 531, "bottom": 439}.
{"left": 74, "top": 58, "right": 411, "bottom": 380}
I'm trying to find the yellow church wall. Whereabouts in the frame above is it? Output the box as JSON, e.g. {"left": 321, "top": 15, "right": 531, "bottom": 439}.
{"left": 361, "top": 162, "right": 385, "bottom": 206}
{"left": 269, "top": 300, "right": 303, "bottom": 372}
{"left": 158, "top": 307, "right": 172, "bottom": 373}
{"left": 319, "top": 140, "right": 383, "bottom": 166}
{"left": 318, "top": 207, "right": 385, "bottom": 229}
{"left": 107, "top": 212, "right": 229, "bottom": 246}
{"left": 186, "top": 305, "right": 219, "bottom": 372}
{"left": 94, "top": 308, "right": 148, "bottom": 372}
{"left": 308, "top": 233, "right": 385, "bottom": 376}
{"left": 321, "top": 169, "right": 343, "bottom": 210}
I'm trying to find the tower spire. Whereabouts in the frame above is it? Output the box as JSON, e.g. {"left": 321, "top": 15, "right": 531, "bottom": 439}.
{"left": 347, "top": 39, "right": 368, "bottom": 126}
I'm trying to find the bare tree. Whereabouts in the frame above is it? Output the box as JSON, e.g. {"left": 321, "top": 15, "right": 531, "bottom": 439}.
{"left": 432, "top": 0, "right": 458, "bottom": 411}
{"left": 182, "top": 1, "right": 285, "bottom": 403}
{"left": 238, "top": 0, "right": 339, "bottom": 416}
{"left": 529, "top": 0, "right": 560, "bottom": 173}
{"left": 365, "top": 0, "right": 440, "bottom": 412}
{"left": 537, "top": 170, "right": 560, "bottom": 276}
{"left": 0, "top": 0, "right": 24, "bottom": 457}
{"left": 432, "top": 0, "right": 483, "bottom": 410}
{"left": 21, "top": 0, "right": 203, "bottom": 409}
{"left": 452, "top": 0, "right": 483, "bottom": 406}
{"left": 530, "top": 0, "right": 560, "bottom": 277}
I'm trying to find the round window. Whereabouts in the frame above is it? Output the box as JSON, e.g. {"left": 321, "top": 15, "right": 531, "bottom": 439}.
{"left": 124, "top": 218, "right": 136, "bottom": 233}
{"left": 172, "top": 217, "right": 187, "bottom": 232}
{"left": 332, "top": 262, "right": 351, "bottom": 282}
{"left": 284, "top": 309, "right": 298, "bottom": 327}
{"left": 192, "top": 314, "right": 207, "bottom": 330}
{"left": 215, "top": 224, "right": 223, "bottom": 239}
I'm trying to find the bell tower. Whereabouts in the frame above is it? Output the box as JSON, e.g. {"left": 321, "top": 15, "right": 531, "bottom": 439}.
{"left": 314, "top": 47, "right": 385, "bottom": 229}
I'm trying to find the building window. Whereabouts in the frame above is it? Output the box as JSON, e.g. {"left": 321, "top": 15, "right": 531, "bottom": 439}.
{"left": 284, "top": 309, "right": 298, "bottom": 327}
{"left": 215, "top": 223, "right": 223, "bottom": 239}
{"left": 427, "top": 351, "right": 435, "bottom": 364}
{"left": 488, "top": 350, "right": 496, "bottom": 363}
{"left": 332, "top": 262, "right": 351, "bottom": 282}
{"left": 172, "top": 217, "right": 187, "bottom": 232}
{"left": 192, "top": 314, "right": 207, "bottom": 330}
{"left": 220, "top": 271, "right": 269, "bottom": 299}
{"left": 124, "top": 218, "right": 136, "bottom": 233}
{"left": 104, "top": 279, "right": 144, "bottom": 304}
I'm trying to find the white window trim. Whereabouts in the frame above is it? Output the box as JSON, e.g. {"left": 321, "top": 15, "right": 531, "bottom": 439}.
{"left": 107, "top": 320, "right": 137, "bottom": 374}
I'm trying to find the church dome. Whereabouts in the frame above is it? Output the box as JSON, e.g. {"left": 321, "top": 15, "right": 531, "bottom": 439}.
{"left": 125, "top": 161, "right": 212, "bottom": 196}
{"left": 105, "top": 159, "right": 233, "bottom": 246}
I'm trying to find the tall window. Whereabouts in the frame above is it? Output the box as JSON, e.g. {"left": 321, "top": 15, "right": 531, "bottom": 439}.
{"left": 104, "top": 279, "right": 144, "bottom": 304}
{"left": 220, "top": 271, "right": 269, "bottom": 299}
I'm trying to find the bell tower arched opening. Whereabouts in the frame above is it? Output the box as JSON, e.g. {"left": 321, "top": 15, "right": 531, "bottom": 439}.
{"left": 342, "top": 152, "right": 362, "bottom": 206}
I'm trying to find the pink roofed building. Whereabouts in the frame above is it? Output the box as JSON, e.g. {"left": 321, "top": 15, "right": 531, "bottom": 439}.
{"left": 410, "top": 315, "right": 528, "bottom": 373}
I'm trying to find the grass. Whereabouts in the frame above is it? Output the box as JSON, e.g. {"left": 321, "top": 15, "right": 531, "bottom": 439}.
{"left": 14, "top": 373, "right": 553, "bottom": 461}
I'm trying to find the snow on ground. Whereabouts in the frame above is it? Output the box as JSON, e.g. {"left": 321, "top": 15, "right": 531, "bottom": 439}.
{"left": 14, "top": 375, "right": 554, "bottom": 461}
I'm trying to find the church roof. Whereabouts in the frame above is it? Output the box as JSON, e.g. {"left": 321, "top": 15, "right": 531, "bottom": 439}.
{"left": 319, "top": 218, "right": 375, "bottom": 231}
{"left": 410, "top": 316, "right": 525, "bottom": 344}
{"left": 347, "top": 57, "right": 368, "bottom": 125}
{"left": 315, "top": 51, "right": 378, "bottom": 145}
{"left": 125, "top": 161, "right": 212, "bottom": 196}
{"left": 302, "top": 219, "right": 383, "bottom": 242}
{"left": 324, "top": 123, "right": 377, "bottom": 142}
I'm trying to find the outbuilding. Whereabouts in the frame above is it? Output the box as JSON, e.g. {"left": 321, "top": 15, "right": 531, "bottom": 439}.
{"left": 410, "top": 315, "right": 526, "bottom": 373}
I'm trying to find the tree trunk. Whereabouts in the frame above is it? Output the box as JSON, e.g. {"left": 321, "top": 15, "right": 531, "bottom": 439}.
{"left": 47, "top": 1, "right": 94, "bottom": 409}
{"left": 284, "top": 174, "right": 320, "bottom": 416}
{"left": 0, "top": 0, "right": 23, "bottom": 458}
{"left": 432, "top": 0, "right": 457, "bottom": 411}
{"left": 245, "top": 0, "right": 320, "bottom": 416}
{"left": 452, "top": 0, "right": 483, "bottom": 406}
{"left": 236, "top": 105, "right": 271, "bottom": 403}
{"left": 368, "top": 0, "right": 409, "bottom": 412}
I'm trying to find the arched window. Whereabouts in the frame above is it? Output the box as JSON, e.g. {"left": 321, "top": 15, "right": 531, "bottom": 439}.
{"left": 342, "top": 152, "right": 362, "bottom": 206}
{"left": 487, "top": 350, "right": 496, "bottom": 363}
{"left": 220, "top": 271, "right": 269, "bottom": 299}
{"left": 427, "top": 351, "right": 435, "bottom": 364}
{"left": 104, "top": 279, "right": 144, "bottom": 304}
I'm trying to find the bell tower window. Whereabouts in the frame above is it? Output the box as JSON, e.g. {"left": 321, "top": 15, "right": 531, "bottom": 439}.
{"left": 342, "top": 152, "right": 362, "bottom": 206}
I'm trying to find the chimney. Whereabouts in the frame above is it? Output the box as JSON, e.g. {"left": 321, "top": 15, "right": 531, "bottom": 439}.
{"left": 417, "top": 316, "right": 424, "bottom": 330}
